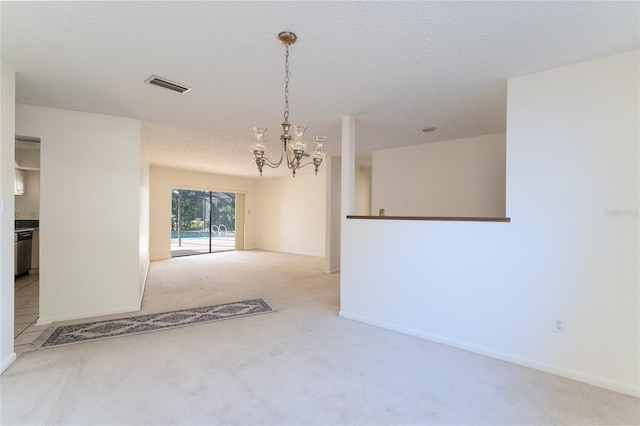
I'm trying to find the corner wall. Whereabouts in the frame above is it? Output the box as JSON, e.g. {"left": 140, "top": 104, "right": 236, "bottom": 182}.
{"left": 340, "top": 51, "right": 639, "bottom": 396}
{"left": 372, "top": 133, "right": 506, "bottom": 217}
{"left": 0, "top": 61, "right": 17, "bottom": 373}
{"left": 254, "top": 169, "right": 326, "bottom": 257}
{"left": 354, "top": 165, "right": 371, "bottom": 216}
{"left": 325, "top": 156, "right": 341, "bottom": 273}
{"left": 139, "top": 137, "right": 150, "bottom": 298}
{"left": 16, "top": 105, "right": 144, "bottom": 324}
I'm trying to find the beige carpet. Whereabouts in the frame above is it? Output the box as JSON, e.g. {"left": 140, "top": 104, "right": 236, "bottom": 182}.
{"left": 1, "top": 250, "right": 638, "bottom": 425}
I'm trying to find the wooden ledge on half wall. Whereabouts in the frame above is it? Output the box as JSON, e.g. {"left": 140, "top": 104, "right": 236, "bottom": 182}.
{"left": 346, "top": 215, "right": 511, "bottom": 222}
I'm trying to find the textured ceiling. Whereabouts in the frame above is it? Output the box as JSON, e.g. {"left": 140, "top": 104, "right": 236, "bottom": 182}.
{"left": 1, "top": 1, "right": 638, "bottom": 177}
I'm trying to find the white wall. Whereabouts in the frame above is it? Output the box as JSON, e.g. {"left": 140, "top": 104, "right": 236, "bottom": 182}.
{"left": 354, "top": 165, "right": 371, "bottom": 216}
{"left": 325, "top": 156, "right": 341, "bottom": 273}
{"left": 139, "top": 138, "right": 150, "bottom": 298}
{"left": 254, "top": 169, "right": 326, "bottom": 257}
{"left": 149, "top": 166, "right": 257, "bottom": 260}
{"left": 372, "top": 133, "right": 506, "bottom": 217}
{"left": 16, "top": 105, "right": 145, "bottom": 324}
{"left": 0, "top": 61, "right": 17, "bottom": 373}
{"left": 340, "top": 51, "right": 639, "bottom": 396}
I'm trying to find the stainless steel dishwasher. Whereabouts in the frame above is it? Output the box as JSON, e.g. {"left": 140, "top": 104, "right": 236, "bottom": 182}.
{"left": 15, "top": 230, "right": 32, "bottom": 277}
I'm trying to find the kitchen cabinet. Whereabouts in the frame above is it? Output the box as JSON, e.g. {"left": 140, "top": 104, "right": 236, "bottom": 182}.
{"left": 14, "top": 169, "right": 25, "bottom": 195}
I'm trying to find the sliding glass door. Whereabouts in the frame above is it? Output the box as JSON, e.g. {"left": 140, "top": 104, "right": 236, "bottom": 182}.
{"left": 171, "top": 189, "right": 236, "bottom": 257}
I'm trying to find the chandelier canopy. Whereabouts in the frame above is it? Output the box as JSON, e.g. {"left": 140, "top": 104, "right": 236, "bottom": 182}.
{"left": 250, "top": 31, "right": 327, "bottom": 177}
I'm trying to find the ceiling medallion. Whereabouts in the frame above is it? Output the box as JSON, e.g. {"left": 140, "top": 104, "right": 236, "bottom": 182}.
{"left": 249, "top": 31, "right": 327, "bottom": 177}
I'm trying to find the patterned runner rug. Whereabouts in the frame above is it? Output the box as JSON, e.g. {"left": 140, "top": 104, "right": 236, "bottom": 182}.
{"left": 33, "top": 299, "right": 275, "bottom": 349}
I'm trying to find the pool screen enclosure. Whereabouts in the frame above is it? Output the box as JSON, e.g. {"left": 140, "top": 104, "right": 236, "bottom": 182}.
{"left": 171, "top": 189, "right": 236, "bottom": 257}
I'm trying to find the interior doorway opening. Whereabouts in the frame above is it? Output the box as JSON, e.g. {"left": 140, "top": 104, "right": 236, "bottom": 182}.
{"left": 171, "top": 189, "right": 236, "bottom": 257}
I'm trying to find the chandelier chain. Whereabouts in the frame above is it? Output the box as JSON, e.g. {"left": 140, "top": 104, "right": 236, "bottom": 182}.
{"left": 284, "top": 44, "right": 290, "bottom": 122}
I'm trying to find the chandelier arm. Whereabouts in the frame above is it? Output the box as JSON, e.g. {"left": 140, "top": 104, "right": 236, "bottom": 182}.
{"left": 284, "top": 157, "right": 315, "bottom": 170}
{"left": 285, "top": 147, "right": 295, "bottom": 168}
{"left": 263, "top": 150, "right": 284, "bottom": 168}
{"left": 264, "top": 161, "right": 283, "bottom": 169}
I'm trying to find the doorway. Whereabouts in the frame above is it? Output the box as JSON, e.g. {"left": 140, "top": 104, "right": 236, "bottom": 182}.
{"left": 171, "top": 189, "right": 236, "bottom": 257}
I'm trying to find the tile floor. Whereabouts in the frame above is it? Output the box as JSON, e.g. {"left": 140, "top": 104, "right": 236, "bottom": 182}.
{"left": 14, "top": 272, "right": 47, "bottom": 355}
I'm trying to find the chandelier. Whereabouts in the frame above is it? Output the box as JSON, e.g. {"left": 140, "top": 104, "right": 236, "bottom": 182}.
{"left": 250, "top": 31, "right": 327, "bottom": 177}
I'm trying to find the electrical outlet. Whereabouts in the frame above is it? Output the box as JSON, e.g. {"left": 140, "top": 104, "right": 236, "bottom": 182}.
{"left": 553, "top": 319, "right": 565, "bottom": 333}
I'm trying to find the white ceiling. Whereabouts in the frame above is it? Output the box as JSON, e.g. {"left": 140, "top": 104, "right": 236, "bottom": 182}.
{"left": 2, "top": 1, "right": 638, "bottom": 177}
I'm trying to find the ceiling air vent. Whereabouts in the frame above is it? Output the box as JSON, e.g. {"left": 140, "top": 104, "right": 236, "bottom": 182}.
{"left": 144, "top": 75, "right": 192, "bottom": 94}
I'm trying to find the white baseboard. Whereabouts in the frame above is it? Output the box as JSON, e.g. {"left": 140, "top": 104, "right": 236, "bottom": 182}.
{"left": 37, "top": 304, "right": 141, "bottom": 326}
{"left": 339, "top": 310, "right": 639, "bottom": 398}
{"left": 0, "top": 353, "right": 17, "bottom": 375}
